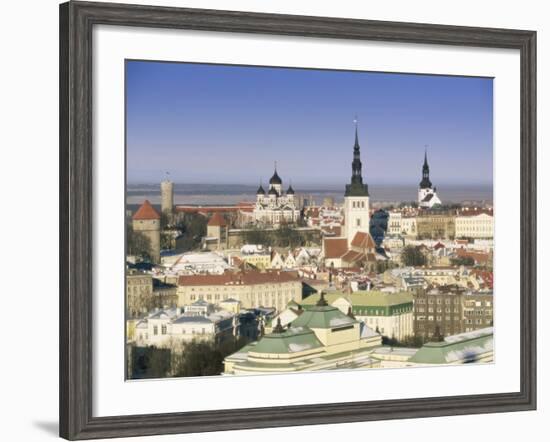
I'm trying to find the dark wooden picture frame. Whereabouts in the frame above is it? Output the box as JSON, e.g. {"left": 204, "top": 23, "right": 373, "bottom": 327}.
{"left": 59, "top": 1, "right": 537, "bottom": 439}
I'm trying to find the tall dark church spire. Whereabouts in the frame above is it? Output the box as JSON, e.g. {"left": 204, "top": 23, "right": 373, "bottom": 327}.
{"left": 419, "top": 146, "right": 432, "bottom": 189}
{"left": 345, "top": 117, "right": 369, "bottom": 197}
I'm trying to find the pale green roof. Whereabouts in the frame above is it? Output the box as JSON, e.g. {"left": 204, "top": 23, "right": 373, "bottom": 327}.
{"left": 291, "top": 305, "right": 357, "bottom": 329}
{"left": 251, "top": 327, "right": 323, "bottom": 354}
{"left": 409, "top": 328, "right": 493, "bottom": 364}
{"left": 301, "top": 291, "right": 413, "bottom": 308}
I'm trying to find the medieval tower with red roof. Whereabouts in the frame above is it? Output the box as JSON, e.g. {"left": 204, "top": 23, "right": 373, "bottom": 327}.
{"left": 206, "top": 212, "right": 228, "bottom": 250}
{"left": 132, "top": 200, "right": 161, "bottom": 263}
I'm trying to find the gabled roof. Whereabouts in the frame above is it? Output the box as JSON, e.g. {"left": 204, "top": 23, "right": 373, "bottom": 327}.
{"left": 323, "top": 238, "right": 348, "bottom": 259}
{"left": 422, "top": 193, "right": 434, "bottom": 202}
{"left": 409, "top": 328, "right": 493, "bottom": 364}
{"left": 208, "top": 212, "right": 227, "bottom": 227}
{"left": 341, "top": 250, "right": 365, "bottom": 263}
{"left": 350, "top": 231, "right": 376, "bottom": 249}
{"left": 132, "top": 200, "right": 160, "bottom": 220}
{"left": 291, "top": 305, "right": 357, "bottom": 329}
{"left": 172, "top": 315, "right": 213, "bottom": 324}
{"left": 251, "top": 327, "right": 323, "bottom": 354}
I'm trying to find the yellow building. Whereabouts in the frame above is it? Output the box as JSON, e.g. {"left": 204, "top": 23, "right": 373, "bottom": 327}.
{"left": 240, "top": 253, "right": 272, "bottom": 270}
{"left": 177, "top": 270, "right": 302, "bottom": 311}
{"left": 224, "top": 293, "right": 382, "bottom": 374}
{"left": 416, "top": 211, "right": 455, "bottom": 239}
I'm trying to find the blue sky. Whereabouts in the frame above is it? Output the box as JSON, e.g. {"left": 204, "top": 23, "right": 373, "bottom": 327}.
{"left": 126, "top": 60, "right": 493, "bottom": 187}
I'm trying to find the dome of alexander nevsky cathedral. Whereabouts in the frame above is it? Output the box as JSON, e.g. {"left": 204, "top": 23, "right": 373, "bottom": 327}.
{"left": 256, "top": 184, "right": 266, "bottom": 195}
{"left": 286, "top": 184, "right": 295, "bottom": 195}
{"left": 268, "top": 186, "right": 279, "bottom": 195}
{"left": 269, "top": 169, "right": 282, "bottom": 185}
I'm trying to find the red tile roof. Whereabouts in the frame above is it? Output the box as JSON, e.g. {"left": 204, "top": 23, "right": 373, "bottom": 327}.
{"left": 175, "top": 205, "right": 250, "bottom": 213}
{"left": 456, "top": 248, "right": 490, "bottom": 264}
{"left": 350, "top": 231, "right": 376, "bottom": 250}
{"left": 323, "top": 238, "right": 348, "bottom": 259}
{"left": 341, "top": 250, "right": 365, "bottom": 263}
{"left": 177, "top": 270, "right": 300, "bottom": 287}
{"left": 132, "top": 200, "right": 160, "bottom": 220}
{"left": 208, "top": 212, "right": 227, "bottom": 227}
{"left": 471, "top": 269, "right": 494, "bottom": 289}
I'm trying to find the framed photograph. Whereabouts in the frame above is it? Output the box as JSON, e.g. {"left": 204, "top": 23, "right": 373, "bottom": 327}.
{"left": 59, "top": 1, "right": 536, "bottom": 439}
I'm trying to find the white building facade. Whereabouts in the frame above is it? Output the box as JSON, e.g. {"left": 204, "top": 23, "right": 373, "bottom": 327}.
{"left": 455, "top": 213, "right": 494, "bottom": 239}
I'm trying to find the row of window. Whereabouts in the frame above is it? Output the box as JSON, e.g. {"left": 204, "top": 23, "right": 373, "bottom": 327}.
{"left": 464, "top": 310, "right": 493, "bottom": 316}
{"left": 152, "top": 325, "right": 209, "bottom": 336}
{"left": 416, "top": 315, "right": 461, "bottom": 321}
{"left": 415, "top": 298, "right": 461, "bottom": 305}
{"left": 465, "top": 319, "right": 492, "bottom": 325}
{"left": 417, "top": 307, "right": 460, "bottom": 313}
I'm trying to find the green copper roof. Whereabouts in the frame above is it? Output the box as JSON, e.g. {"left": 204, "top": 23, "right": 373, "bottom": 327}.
{"left": 291, "top": 305, "right": 357, "bottom": 329}
{"left": 301, "top": 291, "right": 413, "bottom": 308}
{"left": 409, "top": 328, "right": 493, "bottom": 364}
{"left": 251, "top": 327, "right": 323, "bottom": 354}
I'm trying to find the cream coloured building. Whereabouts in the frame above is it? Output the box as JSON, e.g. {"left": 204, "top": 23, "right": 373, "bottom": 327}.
{"left": 388, "top": 212, "right": 417, "bottom": 237}
{"left": 455, "top": 212, "right": 494, "bottom": 239}
{"left": 126, "top": 269, "right": 153, "bottom": 318}
{"left": 301, "top": 291, "right": 414, "bottom": 341}
{"left": 224, "top": 293, "right": 382, "bottom": 375}
{"left": 387, "top": 211, "right": 403, "bottom": 235}
{"left": 401, "top": 216, "right": 417, "bottom": 237}
{"left": 177, "top": 270, "right": 302, "bottom": 311}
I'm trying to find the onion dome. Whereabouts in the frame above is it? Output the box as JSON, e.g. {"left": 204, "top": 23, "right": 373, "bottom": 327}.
{"left": 286, "top": 184, "right": 295, "bottom": 195}
{"left": 268, "top": 187, "right": 279, "bottom": 196}
{"left": 269, "top": 163, "right": 282, "bottom": 185}
{"left": 256, "top": 184, "right": 265, "bottom": 195}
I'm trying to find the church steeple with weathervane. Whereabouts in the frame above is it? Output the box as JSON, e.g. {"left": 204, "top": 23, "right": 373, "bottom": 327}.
{"left": 344, "top": 116, "right": 371, "bottom": 245}
{"left": 419, "top": 147, "right": 432, "bottom": 189}
{"left": 418, "top": 146, "right": 442, "bottom": 208}
{"left": 345, "top": 117, "right": 369, "bottom": 197}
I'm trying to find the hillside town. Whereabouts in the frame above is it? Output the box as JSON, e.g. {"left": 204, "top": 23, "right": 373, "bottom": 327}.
{"left": 126, "top": 122, "right": 494, "bottom": 379}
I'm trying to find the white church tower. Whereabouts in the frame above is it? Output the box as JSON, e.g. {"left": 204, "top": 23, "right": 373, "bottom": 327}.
{"left": 344, "top": 118, "right": 370, "bottom": 246}
{"left": 418, "top": 148, "right": 442, "bottom": 208}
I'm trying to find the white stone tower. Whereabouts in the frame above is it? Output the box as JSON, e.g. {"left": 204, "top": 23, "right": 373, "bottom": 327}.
{"left": 344, "top": 118, "right": 370, "bottom": 246}
{"left": 160, "top": 173, "right": 174, "bottom": 218}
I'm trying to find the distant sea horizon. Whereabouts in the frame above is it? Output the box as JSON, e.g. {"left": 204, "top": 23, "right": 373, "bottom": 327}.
{"left": 126, "top": 182, "right": 493, "bottom": 207}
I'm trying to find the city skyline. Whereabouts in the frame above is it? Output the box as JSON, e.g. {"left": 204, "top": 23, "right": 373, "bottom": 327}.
{"left": 126, "top": 61, "right": 493, "bottom": 186}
